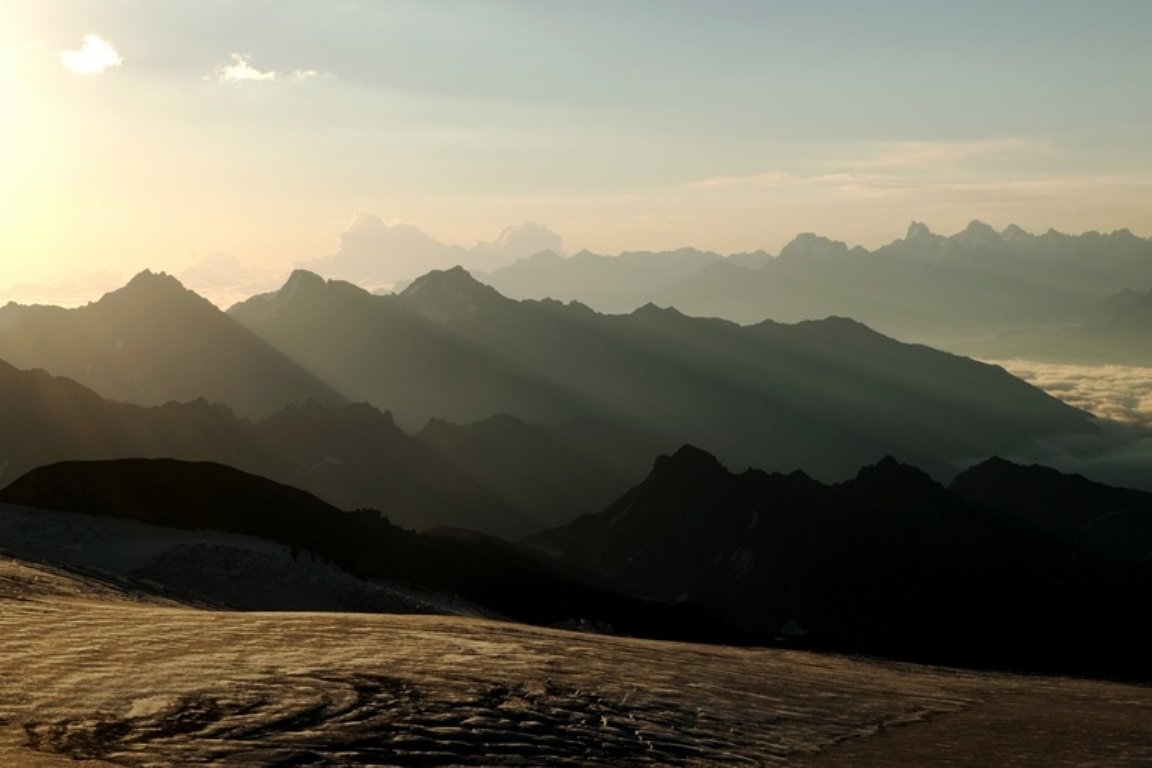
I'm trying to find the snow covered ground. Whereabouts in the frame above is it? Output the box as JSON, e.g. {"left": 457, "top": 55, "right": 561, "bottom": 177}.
{"left": 1, "top": 556, "right": 1150, "bottom": 766}
{"left": 0, "top": 502, "right": 487, "bottom": 615}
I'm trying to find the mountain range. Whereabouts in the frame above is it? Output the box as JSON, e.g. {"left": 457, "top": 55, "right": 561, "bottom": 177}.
{"left": 531, "top": 446, "right": 1152, "bottom": 679}
{"left": 982, "top": 286, "right": 1152, "bottom": 364}
{"left": 231, "top": 266, "right": 1092, "bottom": 480}
{"left": 0, "top": 457, "right": 733, "bottom": 641}
{"left": 0, "top": 265, "right": 1130, "bottom": 537}
{"left": 478, "top": 222, "right": 1152, "bottom": 358}
{"left": 4, "top": 450, "right": 1150, "bottom": 681}
{"left": 0, "top": 359, "right": 589, "bottom": 536}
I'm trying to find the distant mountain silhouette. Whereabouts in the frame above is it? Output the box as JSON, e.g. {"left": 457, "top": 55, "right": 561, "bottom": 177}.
{"left": 0, "top": 270, "right": 343, "bottom": 417}
{"left": 531, "top": 447, "right": 1152, "bottom": 680}
{"left": 480, "top": 223, "right": 1152, "bottom": 356}
{"left": 233, "top": 267, "right": 1093, "bottom": 481}
{"left": 0, "top": 458, "right": 738, "bottom": 642}
{"left": 983, "top": 287, "right": 1152, "bottom": 364}
{"left": 478, "top": 247, "right": 723, "bottom": 312}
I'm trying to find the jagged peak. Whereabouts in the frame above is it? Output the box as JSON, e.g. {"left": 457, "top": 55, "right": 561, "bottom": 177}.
{"left": 283, "top": 269, "right": 326, "bottom": 290}
{"left": 401, "top": 266, "right": 495, "bottom": 297}
{"left": 630, "top": 302, "right": 684, "bottom": 320}
{"left": 905, "top": 221, "right": 934, "bottom": 239}
{"left": 117, "top": 270, "right": 197, "bottom": 298}
{"left": 96, "top": 270, "right": 210, "bottom": 310}
{"left": 954, "top": 219, "right": 1001, "bottom": 244}
{"left": 267, "top": 270, "right": 371, "bottom": 304}
{"left": 1000, "top": 223, "right": 1030, "bottom": 241}
{"left": 397, "top": 267, "right": 511, "bottom": 322}
{"left": 845, "top": 455, "right": 944, "bottom": 498}
{"left": 778, "top": 232, "right": 852, "bottom": 261}
{"left": 652, "top": 444, "right": 728, "bottom": 477}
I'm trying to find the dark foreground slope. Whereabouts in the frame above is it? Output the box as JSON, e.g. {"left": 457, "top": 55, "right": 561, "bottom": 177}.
{"left": 4, "top": 561, "right": 1151, "bottom": 767}
{"left": 532, "top": 447, "right": 1152, "bottom": 680}
{"left": 0, "top": 458, "right": 732, "bottom": 642}
{"left": 232, "top": 267, "right": 1092, "bottom": 480}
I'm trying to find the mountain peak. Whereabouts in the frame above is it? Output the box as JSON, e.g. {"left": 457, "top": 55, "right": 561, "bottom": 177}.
{"left": 955, "top": 219, "right": 1001, "bottom": 245}
{"left": 905, "top": 221, "right": 934, "bottom": 239}
{"left": 284, "top": 268, "right": 327, "bottom": 290}
{"left": 1000, "top": 223, "right": 1030, "bottom": 242}
{"left": 118, "top": 270, "right": 199, "bottom": 300}
{"left": 397, "top": 266, "right": 509, "bottom": 321}
{"left": 652, "top": 444, "right": 728, "bottom": 479}
{"left": 98, "top": 270, "right": 209, "bottom": 311}
{"left": 778, "top": 232, "right": 852, "bottom": 262}
{"left": 401, "top": 266, "right": 488, "bottom": 296}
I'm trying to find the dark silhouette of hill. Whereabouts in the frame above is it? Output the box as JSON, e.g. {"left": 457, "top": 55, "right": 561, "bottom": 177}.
{"left": 531, "top": 446, "right": 1152, "bottom": 680}
{"left": 0, "top": 357, "right": 278, "bottom": 484}
{"left": 951, "top": 457, "right": 1152, "bottom": 588}
{"left": 480, "top": 222, "right": 1152, "bottom": 356}
{"left": 0, "top": 458, "right": 740, "bottom": 642}
{"left": 0, "top": 360, "right": 557, "bottom": 535}
{"left": 0, "top": 270, "right": 344, "bottom": 417}
{"left": 230, "top": 267, "right": 1092, "bottom": 482}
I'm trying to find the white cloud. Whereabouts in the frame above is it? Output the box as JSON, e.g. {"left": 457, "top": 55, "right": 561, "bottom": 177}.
{"left": 58, "top": 34, "right": 122, "bottom": 75}
{"left": 211, "top": 53, "right": 277, "bottom": 83}
{"left": 209, "top": 54, "right": 324, "bottom": 84}
{"left": 296, "top": 213, "right": 565, "bottom": 288}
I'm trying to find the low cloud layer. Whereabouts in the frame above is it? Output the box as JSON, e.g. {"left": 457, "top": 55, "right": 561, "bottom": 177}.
{"left": 989, "top": 359, "right": 1152, "bottom": 492}
{"left": 995, "top": 359, "right": 1152, "bottom": 429}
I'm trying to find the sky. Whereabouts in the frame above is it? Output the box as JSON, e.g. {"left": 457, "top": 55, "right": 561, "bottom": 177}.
{"left": 2, "top": 0, "right": 1151, "bottom": 305}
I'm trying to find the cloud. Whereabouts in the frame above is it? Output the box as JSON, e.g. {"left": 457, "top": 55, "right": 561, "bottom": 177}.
{"left": 297, "top": 213, "right": 565, "bottom": 288}
{"left": 472, "top": 222, "right": 565, "bottom": 266}
{"left": 211, "top": 53, "right": 276, "bottom": 83}
{"left": 993, "top": 359, "right": 1152, "bottom": 430}
{"left": 844, "top": 138, "right": 1051, "bottom": 172}
{"left": 178, "top": 253, "right": 285, "bottom": 309}
{"left": 2, "top": 271, "right": 125, "bottom": 307}
{"left": 969, "top": 359, "right": 1152, "bottom": 493}
{"left": 58, "top": 34, "right": 122, "bottom": 75}
{"left": 209, "top": 54, "right": 323, "bottom": 84}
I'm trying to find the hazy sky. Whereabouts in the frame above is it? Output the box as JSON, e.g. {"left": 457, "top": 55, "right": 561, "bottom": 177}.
{"left": 2, "top": 1, "right": 1151, "bottom": 304}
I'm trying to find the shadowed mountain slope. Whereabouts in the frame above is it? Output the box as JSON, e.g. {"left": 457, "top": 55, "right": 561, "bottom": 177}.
{"left": 234, "top": 267, "right": 1092, "bottom": 481}
{"left": 0, "top": 458, "right": 738, "bottom": 641}
{"left": 0, "top": 361, "right": 548, "bottom": 535}
{"left": 531, "top": 447, "right": 1152, "bottom": 680}
{"left": 0, "top": 270, "right": 344, "bottom": 417}
{"left": 416, "top": 414, "right": 634, "bottom": 529}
